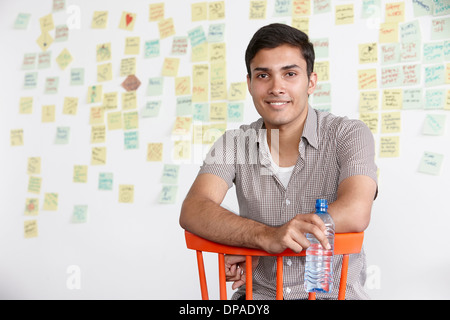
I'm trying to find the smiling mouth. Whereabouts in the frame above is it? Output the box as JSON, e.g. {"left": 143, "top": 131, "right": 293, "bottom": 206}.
{"left": 265, "top": 100, "right": 291, "bottom": 108}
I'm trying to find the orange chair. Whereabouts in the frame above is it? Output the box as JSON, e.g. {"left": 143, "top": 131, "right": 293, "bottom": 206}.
{"left": 184, "top": 230, "right": 364, "bottom": 300}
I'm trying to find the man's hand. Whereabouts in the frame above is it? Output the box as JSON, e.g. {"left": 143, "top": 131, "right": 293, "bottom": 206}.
{"left": 261, "top": 213, "right": 331, "bottom": 254}
{"left": 225, "top": 255, "right": 260, "bottom": 289}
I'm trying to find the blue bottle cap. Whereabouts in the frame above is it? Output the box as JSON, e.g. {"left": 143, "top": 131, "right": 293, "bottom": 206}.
{"left": 315, "top": 199, "right": 328, "bottom": 209}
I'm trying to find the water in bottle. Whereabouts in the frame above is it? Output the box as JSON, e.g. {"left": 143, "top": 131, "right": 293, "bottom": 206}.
{"left": 304, "top": 199, "right": 335, "bottom": 293}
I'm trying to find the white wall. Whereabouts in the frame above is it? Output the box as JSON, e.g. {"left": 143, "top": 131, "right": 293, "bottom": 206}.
{"left": 0, "top": 0, "right": 449, "bottom": 300}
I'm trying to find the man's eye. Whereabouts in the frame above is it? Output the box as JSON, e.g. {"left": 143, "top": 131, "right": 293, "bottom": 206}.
{"left": 257, "top": 74, "right": 268, "bottom": 79}
{"left": 286, "top": 72, "right": 296, "bottom": 77}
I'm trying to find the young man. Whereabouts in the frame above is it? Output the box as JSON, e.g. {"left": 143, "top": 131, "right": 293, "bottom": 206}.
{"left": 180, "top": 23, "right": 378, "bottom": 300}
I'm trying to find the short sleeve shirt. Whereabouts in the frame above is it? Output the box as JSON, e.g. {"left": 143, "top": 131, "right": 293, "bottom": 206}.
{"left": 198, "top": 105, "right": 378, "bottom": 300}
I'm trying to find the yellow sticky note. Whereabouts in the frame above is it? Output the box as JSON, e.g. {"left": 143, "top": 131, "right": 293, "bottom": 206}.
{"left": 42, "top": 105, "right": 55, "bottom": 123}
{"left": 123, "top": 111, "right": 139, "bottom": 130}
{"left": 173, "top": 140, "right": 191, "bottom": 160}
{"left": 162, "top": 57, "right": 180, "bottom": 77}
{"left": 63, "top": 97, "right": 78, "bottom": 115}
{"left": 119, "top": 12, "right": 136, "bottom": 31}
{"left": 381, "top": 112, "right": 401, "bottom": 133}
{"left": 210, "top": 102, "right": 227, "bottom": 121}
{"left": 379, "top": 23, "right": 398, "bottom": 43}
{"left": 315, "top": 61, "right": 329, "bottom": 82}
{"left": 209, "top": 1, "right": 225, "bottom": 20}
{"left": 92, "top": 11, "right": 108, "bottom": 29}
{"left": 158, "top": 17, "right": 175, "bottom": 39}
{"left": 91, "top": 125, "right": 106, "bottom": 144}
{"left": 147, "top": 143, "right": 163, "bottom": 161}
{"left": 358, "top": 69, "right": 377, "bottom": 90}
{"left": 87, "top": 85, "right": 103, "bottom": 104}
{"left": 149, "top": 3, "right": 165, "bottom": 21}
{"left": 292, "top": 17, "right": 309, "bottom": 35}
{"left": 193, "top": 64, "right": 209, "bottom": 83}
{"left": 293, "top": 0, "right": 310, "bottom": 16}
{"left": 211, "top": 80, "right": 227, "bottom": 101}
{"left": 192, "top": 83, "right": 209, "bottom": 102}
{"left": 359, "top": 43, "right": 378, "bottom": 64}
{"left": 335, "top": 4, "right": 353, "bottom": 25}
{"left": 125, "top": 37, "right": 140, "bottom": 55}
{"left": 204, "top": 123, "right": 226, "bottom": 144}
{"left": 249, "top": 0, "right": 267, "bottom": 19}
{"left": 43, "top": 193, "right": 58, "bottom": 211}
{"left": 27, "top": 157, "right": 41, "bottom": 175}
{"left": 175, "top": 76, "right": 191, "bottom": 95}
{"left": 122, "top": 91, "right": 137, "bottom": 110}
{"left": 97, "top": 63, "right": 113, "bottom": 82}
{"left": 359, "top": 113, "right": 379, "bottom": 134}
{"left": 209, "top": 43, "right": 226, "bottom": 63}
{"left": 19, "top": 97, "right": 33, "bottom": 114}
{"left": 192, "top": 2, "right": 207, "bottom": 21}
{"left": 89, "top": 106, "right": 105, "bottom": 125}
{"left": 107, "top": 111, "right": 122, "bottom": 130}
{"left": 91, "top": 147, "right": 107, "bottom": 165}
{"left": 385, "top": 2, "right": 404, "bottom": 23}
{"left": 96, "top": 42, "right": 112, "bottom": 62}
{"left": 228, "top": 82, "right": 247, "bottom": 101}
{"left": 120, "top": 57, "right": 136, "bottom": 76}
{"left": 103, "top": 92, "right": 118, "bottom": 110}
{"left": 39, "top": 14, "right": 54, "bottom": 32}
{"left": 24, "top": 220, "right": 38, "bottom": 238}
{"left": 359, "top": 91, "right": 379, "bottom": 112}
{"left": 25, "top": 198, "right": 39, "bottom": 216}
{"left": 56, "top": 48, "right": 73, "bottom": 70}
{"left": 28, "top": 176, "right": 41, "bottom": 194}
{"left": 173, "top": 117, "right": 192, "bottom": 135}
{"left": 73, "top": 165, "right": 88, "bottom": 183}
{"left": 36, "top": 31, "right": 53, "bottom": 51}
{"left": 119, "top": 185, "right": 134, "bottom": 203}
{"left": 10, "top": 129, "right": 24, "bottom": 146}
{"left": 191, "top": 42, "right": 209, "bottom": 62}
{"left": 382, "top": 89, "right": 403, "bottom": 110}
{"left": 446, "top": 90, "right": 450, "bottom": 111}
{"left": 379, "top": 136, "right": 400, "bottom": 157}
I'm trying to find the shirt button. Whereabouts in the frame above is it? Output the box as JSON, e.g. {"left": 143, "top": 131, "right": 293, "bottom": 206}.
{"left": 286, "top": 259, "right": 292, "bottom": 266}
{"left": 285, "top": 199, "right": 291, "bottom": 205}
{"left": 285, "top": 287, "right": 291, "bottom": 294}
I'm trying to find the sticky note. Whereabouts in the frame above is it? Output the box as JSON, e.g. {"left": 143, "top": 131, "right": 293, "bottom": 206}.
{"left": 107, "top": 111, "right": 122, "bottom": 130}
{"left": 24, "top": 72, "right": 38, "bottom": 89}
{"left": 62, "top": 97, "right": 78, "bottom": 115}
{"left": 335, "top": 4, "right": 354, "bottom": 25}
{"left": 380, "top": 43, "right": 400, "bottom": 65}
{"left": 385, "top": 2, "right": 404, "bottom": 23}
{"left": 203, "top": 123, "right": 226, "bottom": 144}
{"left": 359, "top": 91, "right": 379, "bottom": 112}
{"left": 314, "top": 0, "right": 331, "bottom": 14}
{"left": 311, "top": 38, "right": 329, "bottom": 58}
{"left": 87, "top": 85, "right": 103, "bottom": 104}
{"left": 209, "top": 1, "right": 225, "bottom": 20}
{"left": 176, "top": 96, "right": 192, "bottom": 116}
{"left": 381, "top": 66, "right": 401, "bottom": 88}
{"left": 72, "top": 205, "right": 88, "bottom": 223}
{"left": 11, "top": 129, "right": 24, "bottom": 146}
{"left": 422, "top": 114, "right": 446, "bottom": 136}
{"left": 55, "top": 126, "right": 70, "bottom": 144}
{"left": 401, "top": 42, "right": 420, "bottom": 62}
{"left": 119, "top": 185, "right": 134, "bottom": 203}
{"left": 382, "top": 89, "right": 402, "bottom": 110}
{"left": 142, "top": 101, "right": 161, "bottom": 118}
{"left": 103, "top": 92, "right": 118, "bottom": 110}
{"left": 313, "top": 82, "right": 331, "bottom": 104}
{"left": 209, "top": 43, "right": 226, "bottom": 63}
{"left": 99, "top": 172, "right": 113, "bottom": 190}
{"left": 191, "top": 42, "right": 209, "bottom": 62}
{"left": 22, "top": 53, "right": 36, "bottom": 70}
{"left": 228, "top": 82, "right": 247, "bottom": 101}
{"left": 55, "top": 24, "right": 69, "bottom": 42}
{"left": 315, "top": 61, "right": 329, "bottom": 81}
{"left": 73, "top": 165, "right": 88, "bottom": 183}
{"left": 43, "top": 193, "right": 58, "bottom": 211}
{"left": 91, "top": 11, "right": 108, "bottom": 29}
{"left": 158, "top": 17, "right": 175, "bottom": 39}
{"left": 359, "top": 113, "right": 379, "bottom": 134}
{"left": 149, "top": 3, "right": 165, "bottom": 21}
{"left": 147, "top": 143, "right": 163, "bottom": 161}
{"left": 42, "top": 105, "right": 56, "bottom": 123}
{"left": 381, "top": 112, "right": 401, "bottom": 133}
{"left": 25, "top": 198, "right": 39, "bottom": 216}
{"left": 53, "top": 0, "right": 66, "bottom": 12}
{"left": 89, "top": 106, "right": 104, "bottom": 125}
{"left": 193, "top": 103, "right": 209, "bottom": 122}
{"left": 91, "top": 125, "right": 106, "bottom": 144}
{"left": 379, "top": 136, "right": 400, "bottom": 157}
{"left": 274, "top": 0, "right": 292, "bottom": 16}
{"left": 173, "top": 117, "right": 192, "bottom": 135}
{"left": 210, "top": 102, "right": 227, "bottom": 121}
{"left": 172, "top": 36, "right": 188, "bottom": 55}
{"left": 403, "top": 88, "right": 423, "bottom": 110}
{"left": 119, "top": 12, "right": 136, "bottom": 31}
{"left": 423, "top": 42, "right": 444, "bottom": 64}
{"left": 425, "top": 89, "right": 445, "bottom": 109}
{"left": 120, "top": 57, "right": 136, "bottom": 76}
{"left": 24, "top": 220, "right": 38, "bottom": 238}
{"left": 14, "top": 13, "right": 31, "bottom": 29}
{"left": 45, "top": 77, "right": 59, "bottom": 94}
{"left": 122, "top": 91, "right": 137, "bottom": 110}
{"left": 162, "top": 57, "right": 180, "bottom": 77}
{"left": 71, "top": 68, "right": 84, "bottom": 85}
{"left": 188, "top": 26, "right": 207, "bottom": 48}
{"left": 36, "top": 31, "right": 53, "bottom": 51}
{"left": 39, "top": 14, "right": 55, "bottom": 32}
{"left": 400, "top": 20, "right": 421, "bottom": 43}
{"left": 192, "top": 83, "right": 209, "bottom": 102}
{"left": 96, "top": 42, "right": 111, "bottom": 62}
{"left": 358, "top": 69, "right": 377, "bottom": 90}
{"left": 228, "top": 102, "right": 244, "bottom": 122}
{"left": 175, "top": 76, "right": 191, "bottom": 95}
{"left": 431, "top": 17, "right": 450, "bottom": 41}
{"left": 292, "top": 17, "right": 309, "bottom": 35}
{"left": 161, "top": 164, "right": 180, "bottom": 184}
{"left": 27, "top": 157, "right": 41, "bottom": 175}
{"left": 124, "top": 131, "right": 139, "bottom": 150}
{"left": 192, "top": 2, "right": 207, "bottom": 21}
{"left": 97, "top": 63, "right": 112, "bottom": 82}
{"left": 19, "top": 97, "right": 33, "bottom": 114}
{"left": 144, "top": 39, "right": 160, "bottom": 58}
{"left": 91, "top": 147, "right": 107, "bottom": 165}
{"left": 173, "top": 140, "right": 191, "bottom": 160}
{"left": 38, "top": 52, "right": 51, "bottom": 69}
{"left": 28, "top": 176, "right": 42, "bottom": 194}
{"left": 379, "top": 23, "right": 398, "bottom": 43}
{"left": 425, "top": 64, "right": 445, "bottom": 87}
{"left": 125, "top": 37, "right": 140, "bottom": 55}
{"left": 123, "top": 111, "right": 139, "bottom": 130}
{"left": 418, "top": 152, "right": 444, "bottom": 175}
{"left": 412, "top": 0, "right": 432, "bottom": 17}
{"left": 159, "top": 185, "right": 178, "bottom": 204}
{"left": 208, "top": 24, "right": 225, "bottom": 42}
{"left": 147, "top": 77, "right": 164, "bottom": 96}
{"left": 293, "top": 0, "right": 311, "bottom": 16}
{"left": 359, "top": 43, "right": 378, "bottom": 64}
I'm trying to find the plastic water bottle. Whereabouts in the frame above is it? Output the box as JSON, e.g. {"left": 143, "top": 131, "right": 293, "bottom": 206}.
{"left": 304, "top": 199, "right": 335, "bottom": 293}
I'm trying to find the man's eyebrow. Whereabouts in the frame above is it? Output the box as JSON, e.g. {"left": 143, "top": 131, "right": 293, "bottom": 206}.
{"left": 252, "top": 64, "right": 301, "bottom": 72}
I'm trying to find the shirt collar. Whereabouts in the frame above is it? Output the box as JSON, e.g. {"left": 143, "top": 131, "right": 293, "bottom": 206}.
{"left": 256, "top": 104, "right": 319, "bottom": 150}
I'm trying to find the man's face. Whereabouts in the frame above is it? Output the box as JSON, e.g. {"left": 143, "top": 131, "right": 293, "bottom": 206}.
{"left": 247, "top": 44, "right": 317, "bottom": 130}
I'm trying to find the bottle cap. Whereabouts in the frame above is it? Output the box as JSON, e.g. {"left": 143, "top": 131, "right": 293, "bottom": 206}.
{"left": 315, "top": 199, "right": 328, "bottom": 209}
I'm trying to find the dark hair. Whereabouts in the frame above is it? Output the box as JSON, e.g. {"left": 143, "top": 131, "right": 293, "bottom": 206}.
{"left": 245, "top": 23, "right": 315, "bottom": 78}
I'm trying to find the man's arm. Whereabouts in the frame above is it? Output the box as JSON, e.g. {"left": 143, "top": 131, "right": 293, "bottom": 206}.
{"left": 327, "top": 175, "right": 377, "bottom": 233}
{"left": 179, "top": 173, "right": 331, "bottom": 253}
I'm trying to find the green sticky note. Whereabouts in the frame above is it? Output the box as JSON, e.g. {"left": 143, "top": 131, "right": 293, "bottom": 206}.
{"left": 72, "top": 205, "right": 88, "bottom": 223}
{"left": 422, "top": 114, "right": 446, "bottom": 136}
{"left": 124, "top": 131, "right": 139, "bottom": 150}
{"left": 418, "top": 152, "right": 444, "bottom": 176}
{"left": 228, "top": 102, "right": 244, "bottom": 122}
{"left": 147, "top": 77, "right": 164, "bottom": 96}
{"left": 193, "top": 103, "right": 209, "bottom": 122}
{"left": 55, "top": 127, "right": 70, "bottom": 144}
{"left": 142, "top": 100, "right": 161, "bottom": 118}
{"left": 70, "top": 68, "right": 84, "bottom": 85}
{"left": 159, "top": 185, "right": 178, "bottom": 204}
{"left": 161, "top": 164, "right": 180, "bottom": 184}
{"left": 14, "top": 13, "right": 31, "bottom": 29}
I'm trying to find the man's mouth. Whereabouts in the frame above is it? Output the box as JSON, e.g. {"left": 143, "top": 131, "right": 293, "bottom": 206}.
{"left": 265, "top": 100, "right": 291, "bottom": 108}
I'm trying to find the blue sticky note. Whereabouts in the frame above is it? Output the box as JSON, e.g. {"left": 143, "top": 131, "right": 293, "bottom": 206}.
{"left": 208, "top": 23, "right": 225, "bottom": 42}
{"left": 161, "top": 164, "right": 180, "bottom": 184}
{"left": 124, "top": 131, "right": 139, "bottom": 150}
{"left": 144, "top": 39, "right": 160, "bottom": 58}
{"left": 423, "top": 42, "right": 444, "bottom": 64}
{"left": 72, "top": 205, "right": 88, "bottom": 223}
{"left": 193, "top": 103, "right": 209, "bottom": 122}
{"left": 422, "top": 114, "right": 446, "bottom": 136}
{"left": 227, "top": 102, "right": 244, "bottom": 122}
{"left": 158, "top": 185, "right": 178, "bottom": 204}
{"left": 24, "top": 72, "right": 38, "bottom": 89}
{"left": 424, "top": 64, "right": 445, "bottom": 87}
{"left": 99, "top": 172, "right": 113, "bottom": 191}
{"left": 188, "top": 26, "right": 207, "bottom": 48}
{"left": 425, "top": 89, "right": 445, "bottom": 109}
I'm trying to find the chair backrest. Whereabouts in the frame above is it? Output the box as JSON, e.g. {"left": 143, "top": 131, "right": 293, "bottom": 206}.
{"left": 184, "top": 230, "right": 364, "bottom": 300}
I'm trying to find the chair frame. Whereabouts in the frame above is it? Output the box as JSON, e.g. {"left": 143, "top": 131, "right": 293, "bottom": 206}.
{"left": 185, "top": 230, "right": 364, "bottom": 300}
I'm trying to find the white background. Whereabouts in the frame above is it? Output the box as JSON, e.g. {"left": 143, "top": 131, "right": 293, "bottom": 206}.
{"left": 0, "top": 0, "right": 449, "bottom": 300}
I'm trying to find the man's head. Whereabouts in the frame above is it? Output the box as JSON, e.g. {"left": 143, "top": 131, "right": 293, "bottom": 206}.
{"left": 245, "top": 23, "right": 315, "bottom": 79}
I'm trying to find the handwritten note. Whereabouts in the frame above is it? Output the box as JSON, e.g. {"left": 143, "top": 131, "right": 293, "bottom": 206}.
{"left": 97, "top": 42, "right": 111, "bottom": 62}
{"left": 209, "top": 1, "right": 225, "bottom": 20}
{"left": 119, "top": 185, "right": 134, "bottom": 203}
{"left": 124, "top": 131, "right": 139, "bottom": 150}
{"left": 147, "top": 143, "right": 163, "bottom": 161}
{"left": 99, "top": 172, "right": 113, "bottom": 190}
{"left": 91, "top": 147, "right": 107, "bottom": 165}
{"left": 359, "top": 113, "right": 379, "bottom": 134}
{"left": 385, "top": 2, "right": 404, "bottom": 23}
{"left": 379, "top": 136, "right": 400, "bottom": 157}
{"left": 42, "top": 105, "right": 56, "bottom": 122}
{"left": 72, "top": 205, "right": 88, "bottom": 223}
{"left": 107, "top": 111, "right": 122, "bottom": 130}
{"left": 335, "top": 4, "right": 354, "bottom": 25}
{"left": 10, "top": 129, "right": 24, "bottom": 146}
{"left": 228, "top": 102, "right": 244, "bottom": 122}
{"left": 382, "top": 89, "right": 402, "bottom": 110}
{"left": 55, "top": 126, "right": 70, "bottom": 144}
{"left": 91, "top": 125, "right": 106, "bottom": 144}
{"left": 158, "top": 18, "right": 175, "bottom": 39}
{"left": 120, "top": 57, "right": 136, "bottom": 76}
{"left": 63, "top": 97, "right": 78, "bottom": 115}
{"left": 43, "top": 193, "right": 58, "bottom": 211}
{"left": 381, "top": 112, "right": 401, "bottom": 133}
{"left": 97, "top": 63, "right": 112, "bottom": 82}
{"left": 158, "top": 185, "right": 178, "bottom": 204}
{"left": 27, "top": 157, "right": 41, "bottom": 175}
{"left": 161, "top": 164, "right": 180, "bottom": 184}
{"left": 119, "top": 12, "right": 136, "bottom": 31}
{"left": 91, "top": 11, "right": 108, "bottom": 29}
{"left": 359, "top": 91, "right": 379, "bottom": 112}
{"left": 19, "top": 97, "right": 33, "bottom": 114}
{"left": 418, "top": 152, "right": 444, "bottom": 175}
{"left": 422, "top": 114, "right": 446, "bottom": 136}
{"left": 359, "top": 43, "right": 378, "bottom": 64}
{"left": 144, "top": 39, "right": 160, "bottom": 58}
{"left": 379, "top": 23, "right": 398, "bottom": 43}
{"left": 25, "top": 198, "right": 39, "bottom": 216}
{"left": 24, "top": 220, "right": 38, "bottom": 238}
{"left": 14, "top": 13, "right": 31, "bottom": 29}
{"left": 125, "top": 37, "right": 140, "bottom": 55}
{"left": 73, "top": 165, "right": 88, "bottom": 183}
{"left": 358, "top": 69, "right": 377, "bottom": 90}
{"left": 192, "top": 2, "right": 207, "bottom": 21}
{"left": 28, "top": 176, "right": 41, "bottom": 194}
{"left": 162, "top": 57, "right": 180, "bottom": 77}
{"left": 149, "top": 3, "right": 165, "bottom": 21}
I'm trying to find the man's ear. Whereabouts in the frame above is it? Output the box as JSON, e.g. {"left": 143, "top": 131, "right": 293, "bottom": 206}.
{"left": 246, "top": 74, "right": 252, "bottom": 95}
{"left": 307, "top": 72, "right": 317, "bottom": 95}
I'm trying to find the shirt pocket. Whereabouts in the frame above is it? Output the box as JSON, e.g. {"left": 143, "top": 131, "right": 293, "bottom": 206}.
{"left": 298, "top": 193, "right": 337, "bottom": 214}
